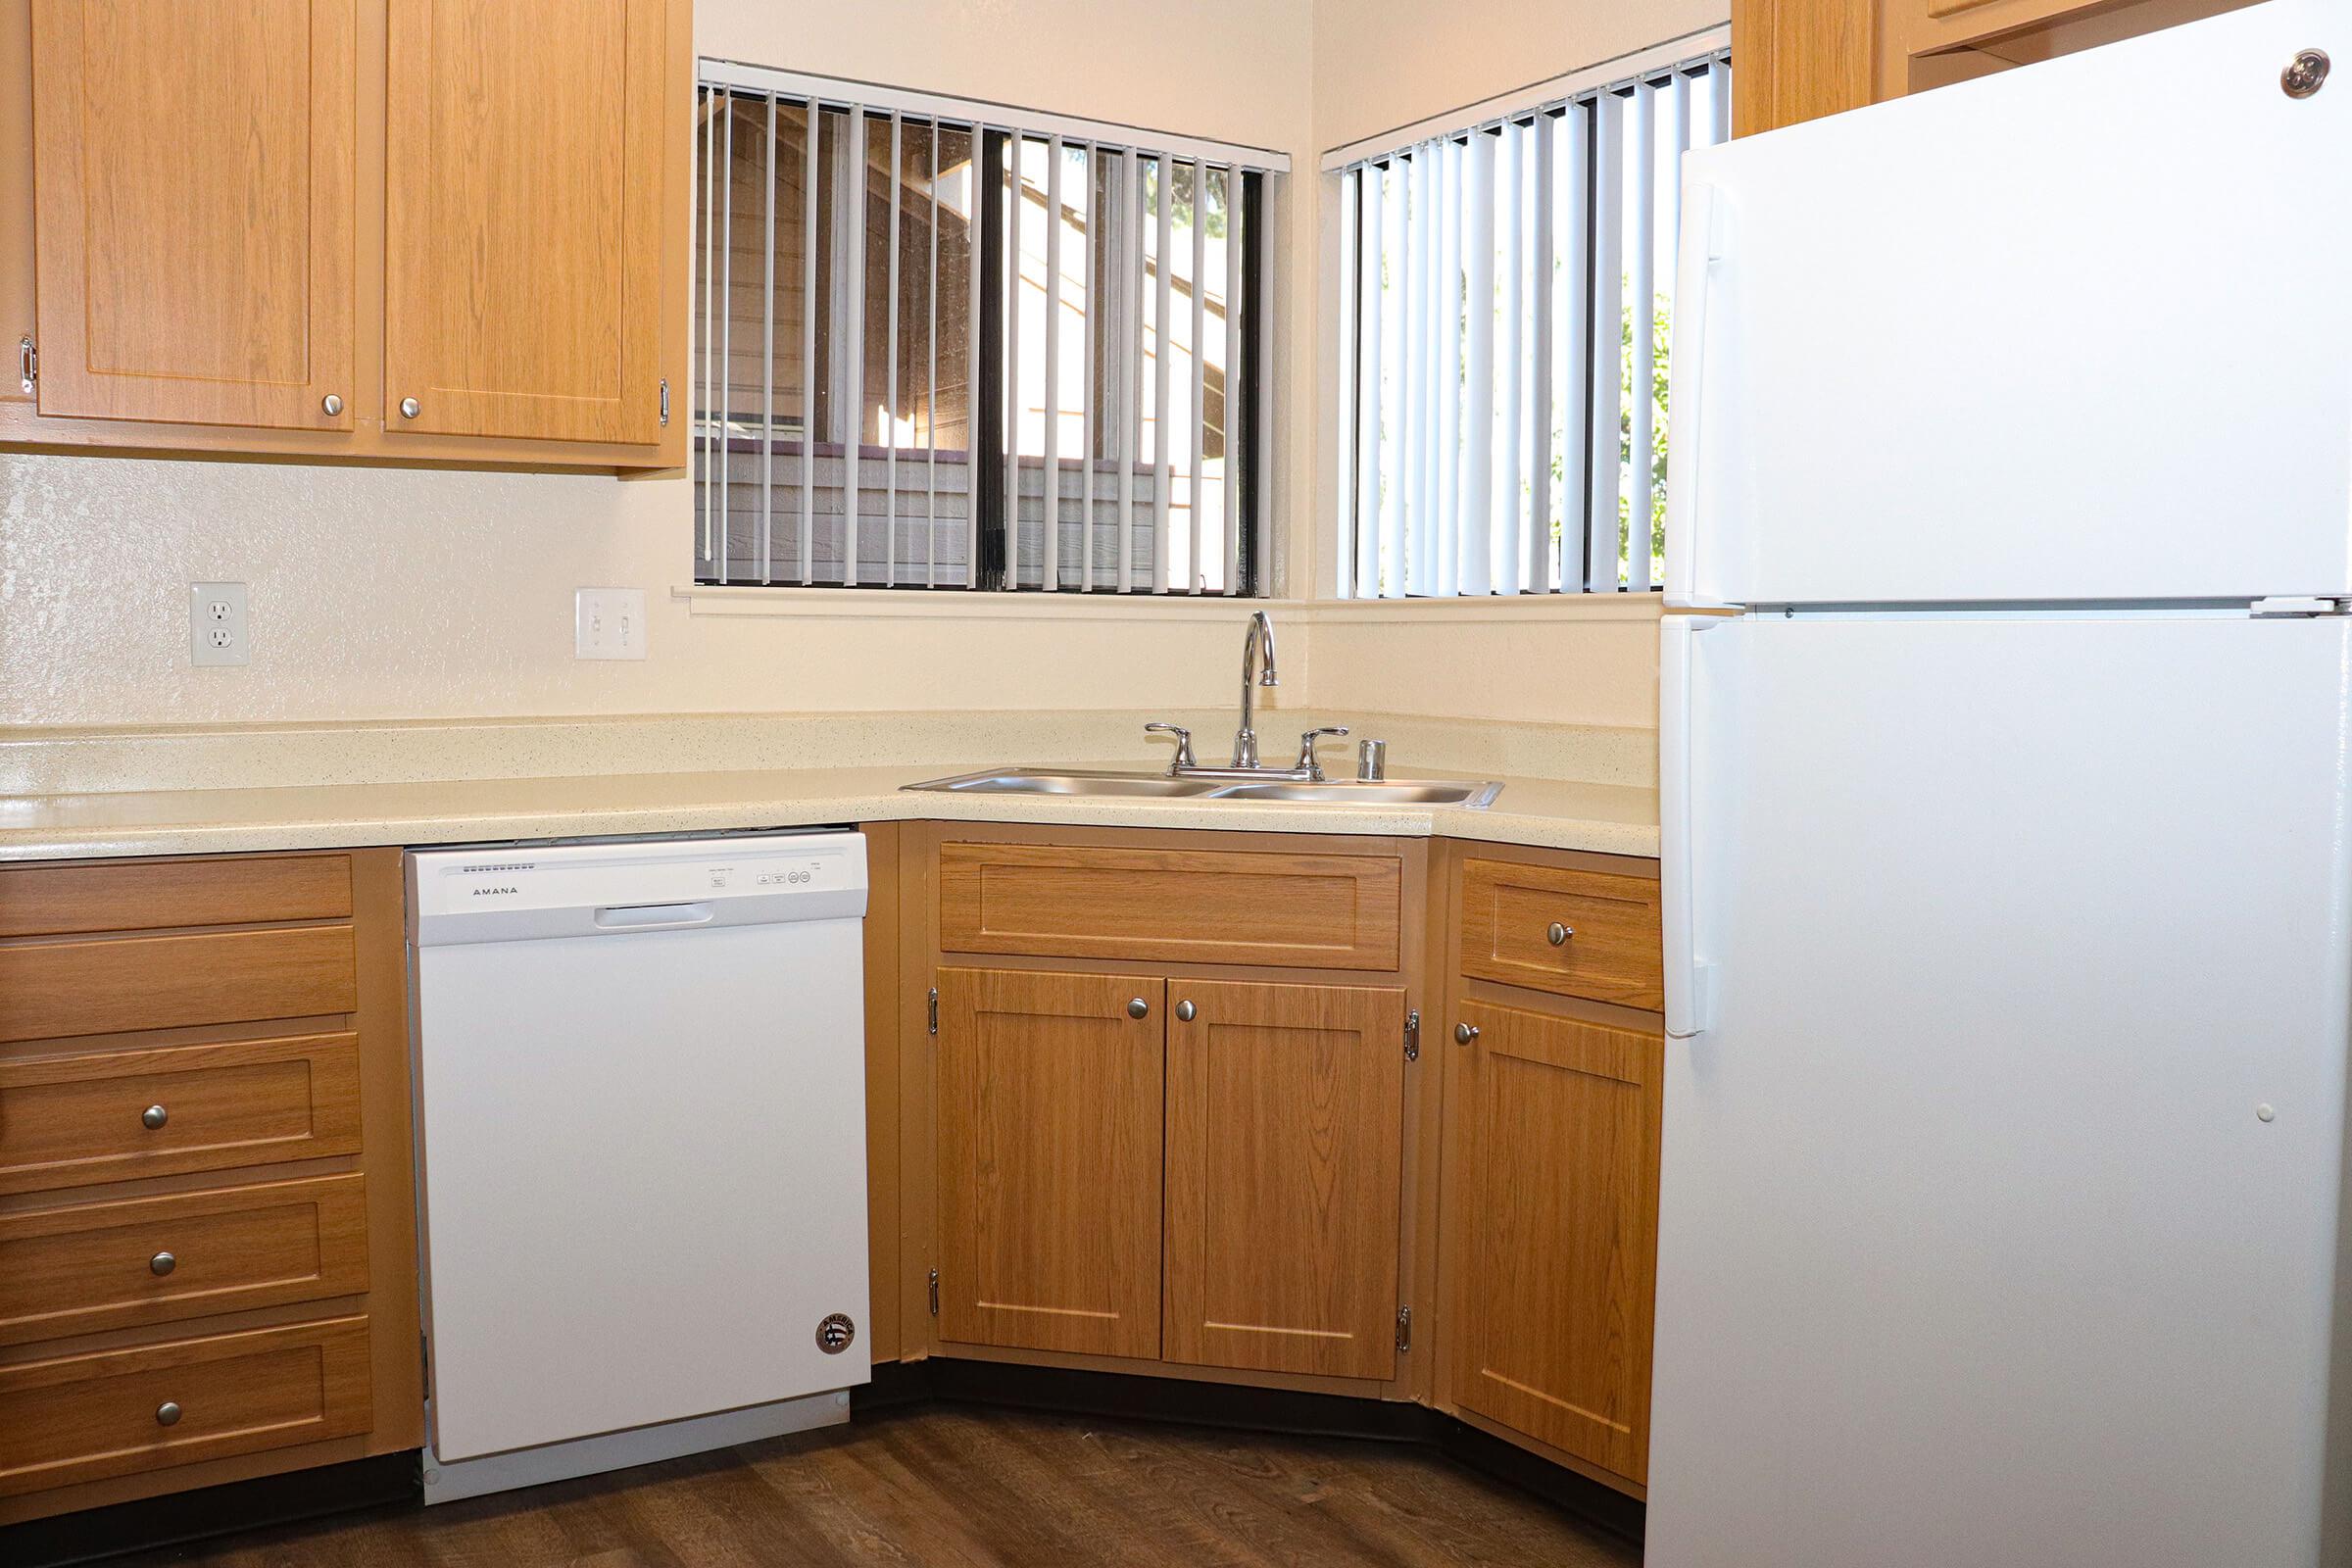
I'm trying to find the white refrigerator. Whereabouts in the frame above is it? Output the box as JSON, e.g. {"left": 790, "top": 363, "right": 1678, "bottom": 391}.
{"left": 1649, "top": 3, "right": 2352, "bottom": 1565}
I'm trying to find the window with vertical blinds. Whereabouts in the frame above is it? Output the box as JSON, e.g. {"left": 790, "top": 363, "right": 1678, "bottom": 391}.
{"left": 1333, "top": 45, "right": 1731, "bottom": 597}
{"left": 694, "top": 66, "right": 1282, "bottom": 594}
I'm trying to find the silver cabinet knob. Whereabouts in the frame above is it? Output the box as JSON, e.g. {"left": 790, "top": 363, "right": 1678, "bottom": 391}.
{"left": 141, "top": 1103, "right": 169, "bottom": 1130}
{"left": 321, "top": 393, "right": 343, "bottom": 416}
{"left": 2284, "top": 48, "right": 2330, "bottom": 99}
{"left": 399, "top": 396, "right": 420, "bottom": 418}
{"left": 1547, "top": 921, "right": 1573, "bottom": 947}
{"left": 1175, "top": 999, "right": 1197, "bottom": 1022}
{"left": 1127, "top": 998, "right": 1150, "bottom": 1019}
{"left": 1454, "top": 1022, "right": 1480, "bottom": 1046}
{"left": 155, "top": 1400, "right": 182, "bottom": 1427}
{"left": 150, "top": 1250, "right": 177, "bottom": 1277}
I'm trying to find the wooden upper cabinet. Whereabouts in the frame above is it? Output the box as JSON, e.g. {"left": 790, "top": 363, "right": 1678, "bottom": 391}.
{"left": 1738, "top": 0, "right": 2265, "bottom": 135}
{"left": 934, "top": 968, "right": 1165, "bottom": 1360}
{"left": 1445, "top": 1003, "right": 1662, "bottom": 1486}
{"left": 382, "top": 0, "right": 667, "bottom": 445}
{"left": 1163, "top": 980, "right": 1405, "bottom": 1382}
{"left": 26, "top": 0, "right": 356, "bottom": 428}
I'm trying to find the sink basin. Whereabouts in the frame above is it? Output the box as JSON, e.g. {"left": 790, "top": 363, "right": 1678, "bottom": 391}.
{"left": 905, "top": 767, "right": 1503, "bottom": 808}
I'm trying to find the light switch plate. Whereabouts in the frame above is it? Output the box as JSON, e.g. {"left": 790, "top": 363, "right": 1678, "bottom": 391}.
{"left": 574, "top": 587, "right": 647, "bottom": 661}
{"left": 190, "top": 582, "right": 248, "bottom": 667}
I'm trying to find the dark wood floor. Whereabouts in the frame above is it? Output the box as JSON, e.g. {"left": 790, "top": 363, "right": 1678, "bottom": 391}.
{"left": 112, "top": 1405, "right": 1640, "bottom": 1567}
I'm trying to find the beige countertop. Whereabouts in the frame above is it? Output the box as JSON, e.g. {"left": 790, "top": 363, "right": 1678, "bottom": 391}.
{"left": 0, "top": 761, "right": 1657, "bottom": 861}
{"left": 0, "top": 710, "right": 1661, "bottom": 862}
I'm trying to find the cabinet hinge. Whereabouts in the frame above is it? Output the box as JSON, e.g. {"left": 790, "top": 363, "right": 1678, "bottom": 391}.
{"left": 1396, "top": 1305, "right": 1412, "bottom": 1351}
{"left": 659, "top": 377, "right": 670, "bottom": 426}
{"left": 17, "top": 334, "right": 34, "bottom": 395}
{"left": 1403, "top": 1008, "right": 1420, "bottom": 1062}
{"left": 928, "top": 987, "right": 940, "bottom": 1035}
{"left": 928, "top": 1268, "right": 940, "bottom": 1316}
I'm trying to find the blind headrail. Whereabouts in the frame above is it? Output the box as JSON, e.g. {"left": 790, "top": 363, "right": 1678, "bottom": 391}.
{"left": 1318, "top": 23, "right": 1730, "bottom": 172}
{"left": 698, "top": 58, "right": 1294, "bottom": 172}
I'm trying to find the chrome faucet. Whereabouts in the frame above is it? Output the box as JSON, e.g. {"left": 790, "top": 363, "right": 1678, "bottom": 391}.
{"left": 1233, "top": 611, "right": 1279, "bottom": 767}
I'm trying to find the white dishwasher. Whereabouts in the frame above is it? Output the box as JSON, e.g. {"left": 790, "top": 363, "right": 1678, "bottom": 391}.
{"left": 406, "top": 831, "right": 869, "bottom": 1503}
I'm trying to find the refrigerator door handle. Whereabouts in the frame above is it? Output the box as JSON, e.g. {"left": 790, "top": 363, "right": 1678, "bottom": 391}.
{"left": 1661, "top": 613, "right": 1718, "bottom": 1038}
{"left": 1664, "top": 181, "right": 1738, "bottom": 612}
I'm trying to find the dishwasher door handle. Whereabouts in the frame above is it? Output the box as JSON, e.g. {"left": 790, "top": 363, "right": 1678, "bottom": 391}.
{"left": 593, "top": 902, "right": 717, "bottom": 931}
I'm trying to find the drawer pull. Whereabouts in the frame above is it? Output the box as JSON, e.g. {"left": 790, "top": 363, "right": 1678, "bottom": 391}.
{"left": 141, "top": 1103, "right": 169, "bottom": 1130}
{"left": 1547, "top": 922, "right": 1574, "bottom": 947}
{"left": 1454, "top": 1022, "right": 1480, "bottom": 1046}
{"left": 149, "top": 1250, "right": 177, "bottom": 1277}
{"left": 155, "top": 1400, "right": 182, "bottom": 1427}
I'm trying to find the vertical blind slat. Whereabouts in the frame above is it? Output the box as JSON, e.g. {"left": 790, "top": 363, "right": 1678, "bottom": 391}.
{"left": 965, "top": 126, "right": 984, "bottom": 588}
{"left": 886, "top": 113, "right": 903, "bottom": 587}
{"left": 1434, "top": 138, "right": 1461, "bottom": 598}
{"left": 1119, "top": 149, "right": 1142, "bottom": 592}
{"left": 1497, "top": 121, "right": 1526, "bottom": 596}
{"left": 760, "top": 98, "right": 776, "bottom": 582}
{"left": 1223, "top": 170, "right": 1242, "bottom": 594}
{"left": 927, "top": 118, "right": 941, "bottom": 588}
{"left": 841, "top": 109, "right": 866, "bottom": 587}
{"left": 1337, "top": 171, "right": 1358, "bottom": 596}
{"left": 1584, "top": 89, "right": 1624, "bottom": 594}
{"left": 1526, "top": 112, "right": 1554, "bottom": 594}
{"left": 1080, "top": 145, "right": 1097, "bottom": 592}
{"left": 1002, "top": 132, "right": 1021, "bottom": 589}
{"left": 1187, "top": 160, "right": 1208, "bottom": 594}
{"left": 1628, "top": 85, "right": 1656, "bottom": 594}
{"left": 1042, "top": 134, "right": 1063, "bottom": 592}
{"left": 1400, "top": 151, "right": 1428, "bottom": 598}
{"left": 717, "top": 97, "right": 733, "bottom": 584}
{"left": 1458, "top": 130, "right": 1494, "bottom": 596}
{"left": 801, "top": 100, "right": 818, "bottom": 584}
{"left": 1555, "top": 103, "right": 1591, "bottom": 595}
{"left": 697, "top": 90, "right": 712, "bottom": 573}
{"left": 1151, "top": 157, "right": 1174, "bottom": 594}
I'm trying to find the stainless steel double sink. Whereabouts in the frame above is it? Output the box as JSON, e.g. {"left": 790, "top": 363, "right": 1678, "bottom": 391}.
{"left": 904, "top": 767, "right": 1503, "bottom": 808}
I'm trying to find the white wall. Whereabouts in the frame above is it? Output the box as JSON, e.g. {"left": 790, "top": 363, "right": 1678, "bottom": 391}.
{"left": 0, "top": 0, "right": 1715, "bottom": 734}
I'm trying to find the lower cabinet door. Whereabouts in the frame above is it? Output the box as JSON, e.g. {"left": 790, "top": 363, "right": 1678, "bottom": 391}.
{"left": 1446, "top": 1002, "right": 1662, "bottom": 1484}
{"left": 935, "top": 968, "right": 1164, "bottom": 1358}
{"left": 1164, "top": 980, "right": 1405, "bottom": 1380}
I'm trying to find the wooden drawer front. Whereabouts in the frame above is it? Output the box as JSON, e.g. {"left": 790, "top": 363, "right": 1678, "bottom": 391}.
{"left": 0, "top": 856, "right": 352, "bottom": 939}
{"left": 0, "top": 1035, "right": 364, "bottom": 1196}
{"left": 0, "top": 1316, "right": 372, "bottom": 1497}
{"left": 1459, "top": 859, "right": 1663, "bottom": 1009}
{"left": 0, "top": 924, "right": 357, "bottom": 1044}
{"left": 940, "top": 843, "right": 1403, "bottom": 970}
{"left": 0, "top": 1175, "right": 370, "bottom": 1346}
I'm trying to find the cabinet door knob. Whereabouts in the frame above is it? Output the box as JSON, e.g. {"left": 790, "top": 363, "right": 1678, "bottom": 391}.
{"left": 141, "top": 1103, "right": 169, "bottom": 1130}
{"left": 399, "top": 396, "right": 421, "bottom": 418}
{"left": 1547, "top": 921, "right": 1573, "bottom": 947}
{"left": 150, "top": 1250, "right": 177, "bottom": 1277}
{"left": 1454, "top": 1022, "right": 1480, "bottom": 1046}
{"left": 321, "top": 393, "right": 344, "bottom": 416}
{"left": 155, "top": 1400, "right": 182, "bottom": 1427}
{"left": 1175, "top": 999, "right": 1197, "bottom": 1022}
{"left": 1127, "top": 998, "right": 1150, "bottom": 1019}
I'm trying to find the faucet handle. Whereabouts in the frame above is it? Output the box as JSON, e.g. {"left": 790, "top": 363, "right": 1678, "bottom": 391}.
{"left": 1295, "top": 726, "right": 1350, "bottom": 780}
{"left": 1145, "top": 722, "right": 1198, "bottom": 772}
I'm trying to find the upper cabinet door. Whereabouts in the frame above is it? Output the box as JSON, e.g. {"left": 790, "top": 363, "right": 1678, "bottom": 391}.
{"left": 382, "top": 0, "right": 665, "bottom": 444}
{"left": 28, "top": 0, "right": 356, "bottom": 429}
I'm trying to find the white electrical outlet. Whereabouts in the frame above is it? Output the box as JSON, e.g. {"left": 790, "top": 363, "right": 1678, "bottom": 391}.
{"left": 574, "top": 587, "right": 647, "bottom": 661}
{"left": 190, "top": 582, "right": 249, "bottom": 667}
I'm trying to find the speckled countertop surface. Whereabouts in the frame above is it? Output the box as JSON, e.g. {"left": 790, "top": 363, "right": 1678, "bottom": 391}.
{"left": 0, "top": 711, "right": 1661, "bottom": 861}
{"left": 0, "top": 762, "right": 1658, "bottom": 861}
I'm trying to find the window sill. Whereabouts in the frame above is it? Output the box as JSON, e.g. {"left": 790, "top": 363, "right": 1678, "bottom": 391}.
{"left": 673, "top": 585, "right": 1667, "bottom": 624}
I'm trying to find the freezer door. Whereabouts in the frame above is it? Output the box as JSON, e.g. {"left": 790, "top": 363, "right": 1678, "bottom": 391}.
{"left": 1663, "top": 0, "right": 2352, "bottom": 609}
{"left": 1649, "top": 612, "right": 2352, "bottom": 1568}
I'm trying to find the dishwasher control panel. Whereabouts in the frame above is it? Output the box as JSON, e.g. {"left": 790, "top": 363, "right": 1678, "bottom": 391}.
{"left": 409, "top": 831, "right": 867, "bottom": 947}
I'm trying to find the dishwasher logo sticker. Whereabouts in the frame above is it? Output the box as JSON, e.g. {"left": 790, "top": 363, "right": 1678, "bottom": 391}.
{"left": 469, "top": 885, "right": 520, "bottom": 897}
